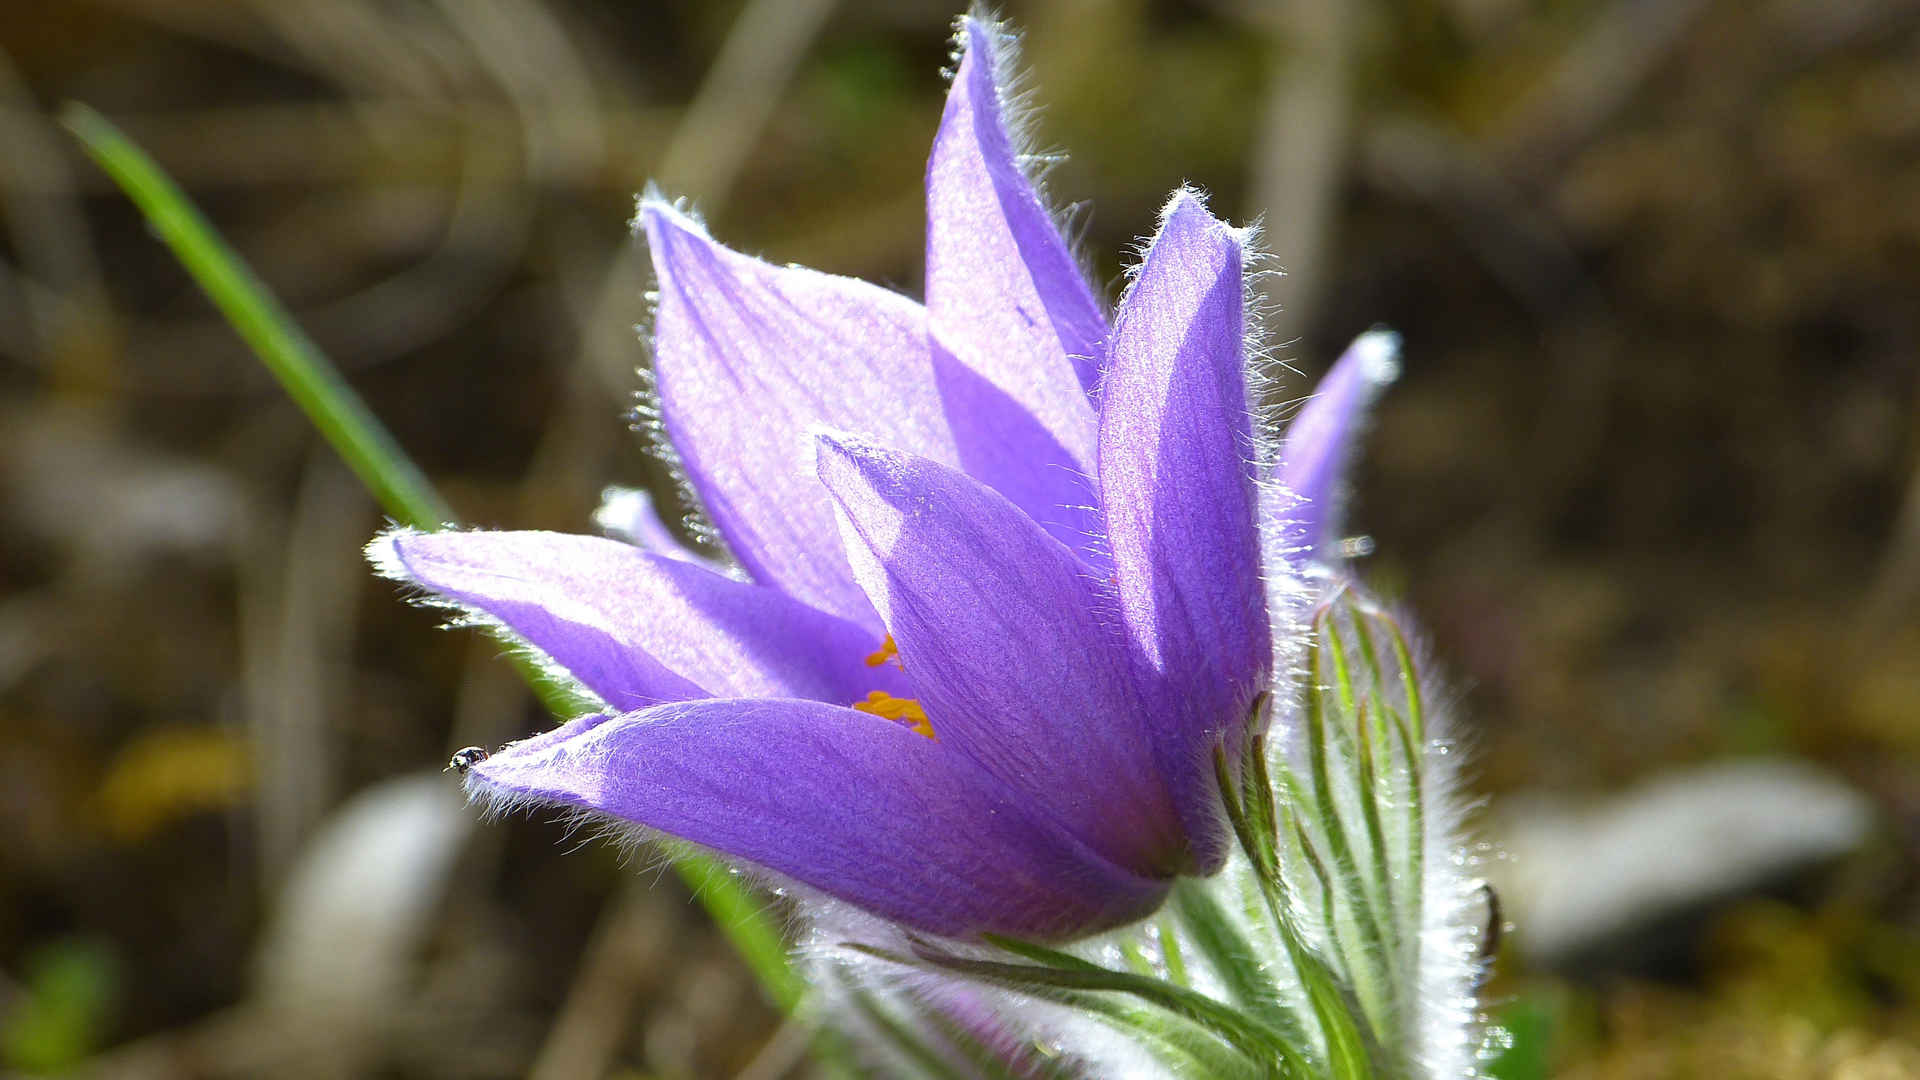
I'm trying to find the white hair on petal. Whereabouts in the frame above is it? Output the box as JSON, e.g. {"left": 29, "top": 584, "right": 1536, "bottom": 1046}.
{"left": 956, "top": 7, "right": 1112, "bottom": 321}
{"left": 627, "top": 189, "right": 743, "bottom": 571}
{"left": 364, "top": 526, "right": 606, "bottom": 716}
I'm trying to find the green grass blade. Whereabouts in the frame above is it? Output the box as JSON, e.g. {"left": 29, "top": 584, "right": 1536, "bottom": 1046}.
{"left": 673, "top": 855, "right": 807, "bottom": 1011}
{"left": 61, "top": 103, "right": 453, "bottom": 530}
{"left": 63, "top": 103, "right": 803, "bottom": 1015}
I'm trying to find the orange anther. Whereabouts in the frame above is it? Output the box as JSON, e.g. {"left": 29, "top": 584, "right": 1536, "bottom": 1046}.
{"left": 864, "top": 634, "right": 900, "bottom": 668}
{"left": 851, "top": 689, "right": 934, "bottom": 739}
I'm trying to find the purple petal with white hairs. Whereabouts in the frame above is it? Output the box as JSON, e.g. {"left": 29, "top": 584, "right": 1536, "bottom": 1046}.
{"left": 370, "top": 11, "right": 1421, "bottom": 958}
{"left": 1275, "top": 329, "right": 1401, "bottom": 565}
{"left": 923, "top": 17, "right": 1107, "bottom": 556}
{"left": 1097, "top": 191, "right": 1268, "bottom": 872}
{"left": 930, "top": 18, "right": 1105, "bottom": 396}
{"left": 372, "top": 528, "right": 902, "bottom": 710}
{"left": 465, "top": 698, "right": 1171, "bottom": 940}
{"left": 639, "top": 200, "right": 961, "bottom": 626}
{"left": 815, "top": 432, "right": 1187, "bottom": 876}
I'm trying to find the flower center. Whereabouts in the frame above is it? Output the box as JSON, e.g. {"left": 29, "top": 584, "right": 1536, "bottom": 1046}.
{"left": 852, "top": 635, "right": 933, "bottom": 737}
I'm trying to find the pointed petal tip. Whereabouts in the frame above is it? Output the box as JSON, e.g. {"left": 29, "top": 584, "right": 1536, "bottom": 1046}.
{"left": 365, "top": 527, "right": 401, "bottom": 574}
{"left": 926, "top": 1, "right": 1109, "bottom": 487}
{"left": 631, "top": 191, "right": 666, "bottom": 232}
{"left": 958, "top": 11, "right": 993, "bottom": 51}
{"left": 366, "top": 525, "right": 425, "bottom": 585}
{"left": 955, "top": 9, "right": 1008, "bottom": 68}
{"left": 813, "top": 430, "right": 918, "bottom": 509}
{"left": 1159, "top": 185, "right": 1215, "bottom": 224}
{"left": 1161, "top": 185, "right": 1210, "bottom": 217}
{"left": 633, "top": 194, "right": 709, "bottom": 248}
{"left": 1350, "top": 327, "right": 1403, "bottom": 387}
{"left": 458, "top": 712, "right": 620, "bottom": 816}
{"left": 943, "top": 14, "right": 1014, "bottom": 133}
{"left": 1116, "top": 187, "right": 1248, "bottom": 321}
{"left": 635, "top": 198, "right": 705, "bottom": 285}
{"left": 809, "top": 427, "right": 862, "bottom": 472}
{"left": 450, "top": 710, "right": 576, "bottom": 796}
{"left": 812, "top": 427, "right": 915, "bottom": 471}
{"left": 1151, "top": 186, "right": 1249, "bottom": 259}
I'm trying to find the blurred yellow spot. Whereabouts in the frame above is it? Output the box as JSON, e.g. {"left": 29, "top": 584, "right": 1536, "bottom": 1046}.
{"left": 95, "top": 728, "right": 252, "bottom": 843}
{"left": 852, "top": 690, "right": 934, "bottom": 739}
{"left": 864, "top": 634, "right": 900, "bottom": 668}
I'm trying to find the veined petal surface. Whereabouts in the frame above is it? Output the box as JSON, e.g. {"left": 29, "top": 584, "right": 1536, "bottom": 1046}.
{"left": 1097, "top": 192, "right": 1268, "bottom": 870}
{"left": 816, "top": 433, "right": 1186, "bottom": 876}
{"left": 465, "top": 699, "right": 1171, "bottom": 940}
{"left": 924, "top": 17, "right": 1106, "bottom": 555}
{"left": 640, "top": 201, "right": 960, "bottom": 625}
{"left": 372, "top": 528, "right": 900, "bottom": 710}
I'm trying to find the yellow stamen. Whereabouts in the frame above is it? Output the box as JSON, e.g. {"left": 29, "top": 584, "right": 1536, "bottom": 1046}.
{"left": 852, "top": 689, "right": 935, "bottom": 739}
{"left": 864, "top": 634, "right": 900, "bottom": 668}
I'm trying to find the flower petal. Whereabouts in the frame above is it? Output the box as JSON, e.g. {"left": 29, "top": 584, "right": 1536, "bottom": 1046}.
{"left": 466, "top": 699, "right": 1171, "bottom": 940}
{"left": 1096, "top": 191, "right": 1268, "bottom": 869}
{"left": 928, "top": 19, "right": 1105, "bottom": 393}
{"left": 640, "top": 200, "right": 961, "bottom": 625}
{"left": 815, "top": 432, "right": 1188, "bottom": 877}
{"left": 591, "top": 485, "right": 718, "bottom": 569}
{"left": 1274, "top": 329, "right": 1401, "bottom": 565}
{"left": 371, "top": 528, "right": 899, "bottom": 710}
{"left": 924, "top": 17, "right": 1106, "bottom": 554}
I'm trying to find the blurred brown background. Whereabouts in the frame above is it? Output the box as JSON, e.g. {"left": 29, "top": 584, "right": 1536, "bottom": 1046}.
{"left": 1, "top": 0, "right": 1917, "bottom": 1076}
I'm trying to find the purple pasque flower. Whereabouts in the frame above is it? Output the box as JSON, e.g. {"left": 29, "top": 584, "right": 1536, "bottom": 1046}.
{"left": 370, "top": 16, "right": 1368, "bottom": 943}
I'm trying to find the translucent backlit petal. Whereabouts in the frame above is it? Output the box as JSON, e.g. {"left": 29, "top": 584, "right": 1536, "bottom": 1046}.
{"left": 641, "top": 200, "right": 961, "bottom": 625}
{"left": 466, "top": 699, "right": 1171, "bottom": 940}
{"left": 1097, "top": 191, "right": 1268, "bottom": 872}
{"left": 373, "top": 527, "right": 903, "bottom": 710}
{"left": 1274, "top": 329, "right": 1401, "bottom": 565}
{"left": 924, "top": 17, "right": 1107, "bottom": 557}
{"left": 816, "top": 432, "right": 1188, "bottom": 876}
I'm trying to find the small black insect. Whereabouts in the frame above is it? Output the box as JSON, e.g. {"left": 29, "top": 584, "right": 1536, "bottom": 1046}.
{"left": 1475, "top": 880, "right": 1504, "bottom": 964}
{"left": 447, "top": 746, "right": 491, "bottom": 774}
